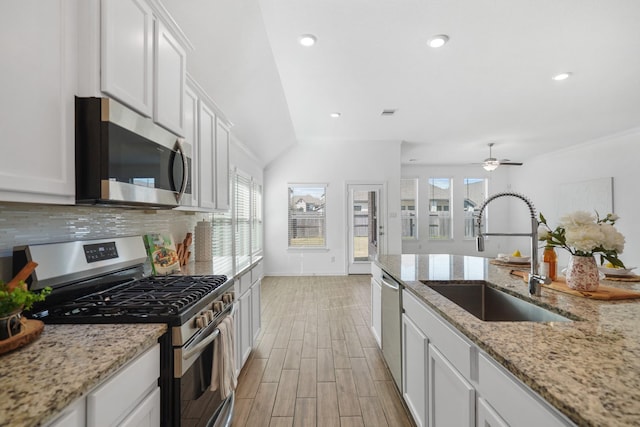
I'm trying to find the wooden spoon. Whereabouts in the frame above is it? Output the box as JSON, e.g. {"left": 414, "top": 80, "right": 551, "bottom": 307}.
{"left": 5, "top": 261, "right": 38, "bottom": 292}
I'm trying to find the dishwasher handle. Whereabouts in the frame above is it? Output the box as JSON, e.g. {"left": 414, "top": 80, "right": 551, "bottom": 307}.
{"left": 381, "top": 275, "right": 400, "bottom": 291}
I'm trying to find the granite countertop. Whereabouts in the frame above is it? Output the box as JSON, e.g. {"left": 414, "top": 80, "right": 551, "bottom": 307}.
{"left": 0, "top": 323, "right": 166, "bottom": 427}
{"left": 179, "top": 256, "right": 262, "bottom": 277}
{"left": 377, "top": 254, "right": 640, "bottom": 427}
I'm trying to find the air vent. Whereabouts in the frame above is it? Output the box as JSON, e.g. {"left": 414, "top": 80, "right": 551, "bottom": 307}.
{"left": 381, "top": 109, "right": 397, "bottom": 116}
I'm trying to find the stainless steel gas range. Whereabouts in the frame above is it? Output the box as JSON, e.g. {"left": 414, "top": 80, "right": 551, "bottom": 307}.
{"left": 14, "top": 235, "right": 235, "bottom": 427}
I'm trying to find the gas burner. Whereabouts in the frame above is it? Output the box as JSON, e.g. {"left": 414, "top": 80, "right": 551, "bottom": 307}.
{"left": 31, "top": 274, "right": 230, "bottom": 322}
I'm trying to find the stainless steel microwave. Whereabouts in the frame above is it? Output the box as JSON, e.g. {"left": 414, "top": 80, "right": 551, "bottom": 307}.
{"left": 75, "top": 97, "right": 192, "bottom": 208}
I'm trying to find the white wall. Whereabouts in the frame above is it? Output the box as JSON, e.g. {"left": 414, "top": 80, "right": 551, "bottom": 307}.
{"left": 230, "top": 134, "right": 264, "bottom": 182}
{"left": 510, "top": 127, "right": 640, "bottom": 269}
{"left": 401, "top": 165, "right": 516, "bottom": 257}
{"left": 263, "top": 141, "right": 401, "bottom": 275}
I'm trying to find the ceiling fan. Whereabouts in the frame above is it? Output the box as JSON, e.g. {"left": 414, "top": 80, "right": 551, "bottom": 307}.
{"left": 480, "top": 143, "right": 523, "bottom": 171}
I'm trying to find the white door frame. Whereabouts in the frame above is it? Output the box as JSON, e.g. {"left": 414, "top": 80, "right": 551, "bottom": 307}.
{"left": 346, "top": 182, "right": 386, "bottom": 274}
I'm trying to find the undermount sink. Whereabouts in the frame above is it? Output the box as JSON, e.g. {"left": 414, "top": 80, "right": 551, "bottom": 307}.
{"left": 422, "top": 281, "right": 572, "bottom": 322}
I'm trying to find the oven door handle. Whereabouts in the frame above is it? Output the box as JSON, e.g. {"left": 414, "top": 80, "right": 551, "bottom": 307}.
{"left": 183, "top": 328, "right": 220, "bottom": 360}
{"left": 182, "top": 303, "right": 237, "bottom": 360}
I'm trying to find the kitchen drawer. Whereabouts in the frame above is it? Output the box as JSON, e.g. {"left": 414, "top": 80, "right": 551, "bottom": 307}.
{"left": 477, "top": 353, "right": 573, "bottom": 427}
{"left": 403, "top": 290, "right": 473, "bottom": 379}
{"left": 238, "top": 272, "right": 252, "bottom": 295}
{"left": 252, "top": 262, "right": 263, "bottom": 283}
{"left": 86, "top": 344, "right": 160, "bottom": 427}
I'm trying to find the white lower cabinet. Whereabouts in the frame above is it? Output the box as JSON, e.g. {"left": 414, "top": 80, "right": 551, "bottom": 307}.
{"left": 428, "top": 344, "right": 475, "bottom": 427}
{"left": 239, "top": 288, "right": 252, "bottom": 367}
{"left": 477, "top": 353, "right": 574, "bottom": 427}
{"left": 477, "top": 397, "right": 509, "bottom": 427}
{"left": 234, "top": 261, "right": 263, "bottom": 375}
{"left": 251, "top": 278, "right": 262, "bottom": 342}
{"left": 87, "top": 344, "right": 160, "bottom": 427}
{"left": 47, "top": 397, "right": 85, "bottom": 427}
{"left": 118, "top": 387, "right": 160, "bottom": 427}
{"left": 401, "top": 289, "right": 575, "bottom": 427}
{"left": 402, "top": 313, "right": 428, "bottom": 427}
{"left": 370, "top": 263, "right": 383, "bottom": 347}
{"left": 45, "top": 344, "right": 160, "bottom": 427}
{"left": 371, "top": 277, "right": 382, "bottom": 347}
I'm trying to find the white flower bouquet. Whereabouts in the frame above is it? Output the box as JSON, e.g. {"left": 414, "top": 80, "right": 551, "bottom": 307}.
{"left": 538, "top": 211, "right": 626, "bottom": 268}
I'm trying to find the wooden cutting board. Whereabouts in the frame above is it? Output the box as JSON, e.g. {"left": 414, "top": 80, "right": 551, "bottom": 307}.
{"left": 510, "top": 270, "right": 640, "bottom": 300}
{"left": 490, "top": 259, "right": 531, "bottom": 269}
{"left": 0, "top": 319, "right": 44, "bottom": 355}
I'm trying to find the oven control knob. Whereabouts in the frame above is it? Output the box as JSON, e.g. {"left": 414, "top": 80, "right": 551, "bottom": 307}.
{"left": 212, "top": 301, "right": 224, "bottom": 313}
{"left": 195, "top": 315, "right": 205, "bottom": 329}
{"left": 222, "top": 292, "right": 234, "bottom": 303}
{"left": 205, "top": 310, "right": 214, "bottom": 323}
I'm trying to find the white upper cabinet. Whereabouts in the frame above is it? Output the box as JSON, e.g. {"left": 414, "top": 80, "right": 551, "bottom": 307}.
{"left": 154, "top": 20, "right": 186, "bottom": 135}
{"left": 198, "top": 102, "right": 216, "bottom": 210}
{"left": 215, "top": 119, "right": 231, "bottom": 211}
{"left": 0, "top": 0, "right": 76, "bottom": 205}
{"left": 101, "top": 0, "right": 186, "bottom": 135}
{"left": 183, "top": 83, "right": 199, "bottom": 208}
{"left": 101, "top": 0, "right": 153, "bottom": 117}
{"left": 186, "top": 79, "right": 232, "bottom": 212}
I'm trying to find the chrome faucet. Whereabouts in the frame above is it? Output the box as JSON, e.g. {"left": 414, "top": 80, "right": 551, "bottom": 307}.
{"left": 475, "top": 192, "right": 551, "bottom": 296}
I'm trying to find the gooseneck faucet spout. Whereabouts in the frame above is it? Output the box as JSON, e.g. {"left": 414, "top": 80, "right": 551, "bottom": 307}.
{"left": 475, "top": 192, "right": 551, "bottom": 296}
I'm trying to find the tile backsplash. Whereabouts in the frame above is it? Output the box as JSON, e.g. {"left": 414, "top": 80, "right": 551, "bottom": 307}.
{"left": 0, "top": 203, "right": 211, "bottom": 280}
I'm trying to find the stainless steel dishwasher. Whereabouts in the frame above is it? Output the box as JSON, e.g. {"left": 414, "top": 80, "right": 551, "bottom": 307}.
{"left": 381, "top": 272, "right": 402, "bottom": 391}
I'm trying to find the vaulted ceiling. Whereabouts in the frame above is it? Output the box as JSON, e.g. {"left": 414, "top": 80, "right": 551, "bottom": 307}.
{"left": 163, "top": 0, "right": 640, "bottom": 168}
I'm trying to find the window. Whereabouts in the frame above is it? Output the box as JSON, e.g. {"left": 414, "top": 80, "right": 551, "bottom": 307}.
{"left": 251, "top": 180, "right": 263, "bottom": 257}
{"left": 212, "top": 210, "right": 233, "bottom": 276}
{"left": 463, "top": 178, "right": 488, "bottom": 239}
{"left": 428, "top": 178, "right": 452, "bottom": 240}
{"left": 288, "top": 184, "right": 326, "bottom": 248}
{"left": 401, "top": 178, "right": 417, "bottom": 239}
{"left": 234, "top": 172, "right": 251, "bottom": 271}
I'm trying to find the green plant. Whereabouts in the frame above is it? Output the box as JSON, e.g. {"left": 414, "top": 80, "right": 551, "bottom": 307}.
{"left": 0, "top": 280, "right": 51, "bottom": 316}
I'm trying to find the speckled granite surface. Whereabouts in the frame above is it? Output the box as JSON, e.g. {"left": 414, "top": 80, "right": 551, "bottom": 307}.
{"left": 0, "top": 323, "right": 166, "bottom": 427}
{"left": 377, "top": 254, "right": 640, "bottom": 427}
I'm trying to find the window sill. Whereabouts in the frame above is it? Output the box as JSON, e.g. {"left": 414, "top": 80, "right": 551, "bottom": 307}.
{"left": 287, "top": 247, "right": 330, "bottom": 252}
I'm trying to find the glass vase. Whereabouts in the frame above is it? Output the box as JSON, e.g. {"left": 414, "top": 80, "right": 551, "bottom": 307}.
{"left": 565, "top": 255, "right": 599, "bottom": 291}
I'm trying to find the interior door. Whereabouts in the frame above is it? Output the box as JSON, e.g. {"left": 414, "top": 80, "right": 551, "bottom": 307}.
{"left": 348, "top": 184, "right": 383, "bottom": 274}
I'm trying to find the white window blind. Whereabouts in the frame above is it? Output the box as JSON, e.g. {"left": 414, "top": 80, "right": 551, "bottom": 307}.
{"left": 235, "top": 172, "right": 252, "bottom": 271}
{"left": 463, "top": 178, "right": 487, "bottom": 239}
{"left": 428, "top": 177, "right": 453, "bottom": 240}
{"left": 288, "top": 184, "right": 326, "bottom": 248}
{"left": 401, "top": 178, "right": 418, "bottom": 239}
{"left": 251, "top": 181, "right": 263, "bottom": 257}
{"left": 212, "top": 210, "right": 233, "bottom": 276}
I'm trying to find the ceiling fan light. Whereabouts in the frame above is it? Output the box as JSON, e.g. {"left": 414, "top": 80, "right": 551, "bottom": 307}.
{"left": 483, "top": 160, "right": 500, "bottom": 171}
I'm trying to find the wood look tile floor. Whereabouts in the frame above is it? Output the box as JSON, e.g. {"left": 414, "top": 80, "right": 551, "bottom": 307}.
{"left": 233, "top": 276, "right": 414, "bottom": 427}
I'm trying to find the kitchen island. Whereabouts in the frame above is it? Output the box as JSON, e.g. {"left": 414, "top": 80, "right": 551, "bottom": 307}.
{"left": 377, "top": 254, "right": 640, "bottom": 427}
{"left": 0, "top": 323, "right": 166, "bottom": 427}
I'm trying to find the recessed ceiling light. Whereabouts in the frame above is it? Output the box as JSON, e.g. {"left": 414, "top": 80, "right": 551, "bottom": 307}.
{"left": 298, "top": 34, "right": 317, "bottom": 47}
{"left": 428, "top": 35, "right": 449, "bottom": 48}
{"left": 552, "top": 72, "right": 572, "bottom": 81}
{"left": 381, "top": 109, "right": 397, "bottom": 116}
{"left": 329, "top": 112, "right": 341, "bottom": 118}
{"left": 409, "top": 158, "right": 419, "bottom": 162}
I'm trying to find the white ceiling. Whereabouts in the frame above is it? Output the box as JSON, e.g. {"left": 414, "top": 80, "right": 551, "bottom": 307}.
{"left": 162, "top": 0, "right": 640, "bottom": 168}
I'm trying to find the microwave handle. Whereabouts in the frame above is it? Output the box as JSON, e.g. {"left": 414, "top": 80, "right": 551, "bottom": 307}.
{"left": 174, "top": 138, "right": 189, "bottom": 203}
